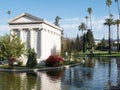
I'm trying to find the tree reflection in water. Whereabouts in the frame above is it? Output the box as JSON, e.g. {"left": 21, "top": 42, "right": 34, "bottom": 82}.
{"left": 46, "top": 69, "right": 64, "bottom": 81}
{"left": 0, "top": 57, "right": 119, "bottom": 90}
{"left": 62, "top": 57, "right": 95, "bottom": 89}
{"left": 0, "top": 72, "right": 38, "bottom": 90}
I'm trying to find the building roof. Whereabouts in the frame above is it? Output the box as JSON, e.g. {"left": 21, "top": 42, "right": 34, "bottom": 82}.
{"left": 8, "top": 12, "right": 62, "bottom": 30}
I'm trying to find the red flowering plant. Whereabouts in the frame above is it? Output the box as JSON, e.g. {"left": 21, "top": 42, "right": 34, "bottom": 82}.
{"left": 45, "top": 55, "right": 64, "bottom": 67}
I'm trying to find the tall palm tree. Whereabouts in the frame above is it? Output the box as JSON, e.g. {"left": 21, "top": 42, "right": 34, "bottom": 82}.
{"left": 106, "top": 0, "right": 112, "bottom": 18}
{"left": 7, "top": 10, "right": 11, "bottom": 19}
{"left": 85, "top": 16, "right": 89, "bottom": 29}
{"left": 104, "top": 18, "right": 114, "bottom": 54}
{"left": 115, "top": 0, "right": 120, "bottom": 19}
{"left": 87, "top": 7, "right": 92, "bottom": 30}
{"left": 78, "top": 22, "right": 87, "bottom": 53}
{"left": 115, "top": 0, "right": 120, "bottom": 52}
{"left": 115, "top": 19, "right": 120, "bottom": 52}
{"left": 78, "top": 22, "right": 86, "bottom": 35}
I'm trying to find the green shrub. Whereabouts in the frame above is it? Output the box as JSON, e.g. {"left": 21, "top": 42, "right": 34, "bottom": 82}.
{"left": 45, "top": 55, "right": 64, "bottom": 67}
{"left": 17, "top": 61, "right": 23, "bottom": 66}
{"left": 26, "top": 48, "right": 37, "bottom": 67}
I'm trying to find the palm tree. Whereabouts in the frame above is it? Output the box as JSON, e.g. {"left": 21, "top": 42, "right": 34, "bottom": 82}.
{"left": 54, "top": 16, "right": 61, "bottom": 27}
{"left": 78, "top": 22, "right": 87, "bottom": 53}
{"left": 115, "top": 0, "right": 120, "bottom": 19}
{"left": 78, "top": 22, "right": 86, "bottom": 35}
{"left": 87, "top": 7, "right": 92, "bottom": 30}
{"left": 85, "top": 16, "right": 89, "bottom": 29}
{"left": 7, "top": 10, "right": 11, "bottom": 19}
{"left": 106, "top": 0, "right": 112, "bottom": 18}
{"left": 104, "top": 18, "right": 114, "bottom": 54}
{"left": 115, "top": 0, "right": 120, "bottom": 52}
{"left": 115, "top": 19, "right": 120, "bottom": 52}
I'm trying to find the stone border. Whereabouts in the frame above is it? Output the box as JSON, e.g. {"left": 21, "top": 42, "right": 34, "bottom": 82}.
{"left": 0, "top": 63, "right": 82, "bottom": 72}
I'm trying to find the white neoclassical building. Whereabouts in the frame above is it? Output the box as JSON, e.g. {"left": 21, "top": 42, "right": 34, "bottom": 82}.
{"left": 8, "top": 13, "right": 62, "bottom": 64}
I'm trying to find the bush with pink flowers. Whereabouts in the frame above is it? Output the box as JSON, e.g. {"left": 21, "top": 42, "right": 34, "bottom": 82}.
{"left": 45, "top": 55, "right": 64, "bottom": 67}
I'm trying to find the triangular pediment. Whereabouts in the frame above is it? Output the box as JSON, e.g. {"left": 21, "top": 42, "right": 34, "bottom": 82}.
{"left": 9, "top": 13, "right": 43, "bottom": 24}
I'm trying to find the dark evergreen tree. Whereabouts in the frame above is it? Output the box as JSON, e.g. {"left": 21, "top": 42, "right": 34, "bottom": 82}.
{"left": 86, "top": 29, "right": 95, "bottom": 50}
{"left": 26, "top": 48, "right": 37, "bottom": 67}
{"left": 64, "top": 38, "right": 72, "bottom": 54}
{"left": 83, "top": 33, "right": 87, "bottom": 53}
{"left": 70, "top": 41, "right": 75, "bottom": 52}
{"left": 100, "top": 38, "right": 107, "bottom": 50}
{"left": 74, "top": 34, "right": 81, "bottom": 52}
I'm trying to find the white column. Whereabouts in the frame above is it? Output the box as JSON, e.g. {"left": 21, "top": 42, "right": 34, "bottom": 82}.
{"left": 19, "top": 28, "right": 23, "bottom": 42}
{"left": 37, "top": 29, "right": 41, "bottom": 59}
{"left": 30, "top": 28, "right": 33, "bottom": 48}
{"left": 10, "top": 29, "right": 14, "bottom": 35}
{"left": 40, "top": 28, "right": 44, "bottom": 60}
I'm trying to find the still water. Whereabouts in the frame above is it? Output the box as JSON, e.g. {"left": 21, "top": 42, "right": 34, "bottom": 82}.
{"left": 0, "top": 57, "right": 120, "bottom": 90}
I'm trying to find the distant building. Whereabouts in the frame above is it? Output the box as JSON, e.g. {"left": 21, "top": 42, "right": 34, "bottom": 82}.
{"left": 8, "top": 13, "right": 62, "bottom": 64}
{"left": 94, "top": 39, "right": 101, "bottom": 45}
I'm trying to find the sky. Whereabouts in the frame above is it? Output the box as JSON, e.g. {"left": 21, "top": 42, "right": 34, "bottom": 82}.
{"left": 0, "top": 0, "right": 119, "bottom": 39}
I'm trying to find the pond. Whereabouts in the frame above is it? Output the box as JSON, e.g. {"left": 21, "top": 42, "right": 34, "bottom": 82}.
{"left": 0, "top": 57, "right": 120, "bottom": 90}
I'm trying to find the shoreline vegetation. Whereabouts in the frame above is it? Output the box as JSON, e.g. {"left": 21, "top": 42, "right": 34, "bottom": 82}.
{"left": 78, "top": 51, "right": 120, "bottom": 57}
{"left": 0, "top": 51, "right": 120, "bottom": 71}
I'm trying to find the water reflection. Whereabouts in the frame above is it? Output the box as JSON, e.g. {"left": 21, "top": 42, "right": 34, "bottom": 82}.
{"left": 0, "top": 72, "right": 39, "bottom": 90}
{"left": 0, "top": 57, "right": 120, "bottom": 90}
{"left": 116, "top": 57, "right": 120, "bottom": 88}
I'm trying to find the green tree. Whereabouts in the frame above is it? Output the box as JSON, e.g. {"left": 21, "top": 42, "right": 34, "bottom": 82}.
{"left": 100, "top": 38, "right": 108, "bottom": 50}
{"left": 64, "top": 38, "right": 72, "bottom": 54}
{"left": 78, "top": 23, "right": 86, "bottom": 53}
{"left": 115, "top": 0, "right": 120, "bottom": 52}
{"left": 85, "top": 16, "right": 89, "bottom": 29}
{"left": 26, "top": 48, "right": 37, "bottom": 67}
{"left": 83, "top": 33, "right": 87, "bottom": 53}
{"left": 78, "top": 22, "right": 86, "bottom": 34}
{"left": 0, "top": 34, "right": 26, "bottom": 66}
{"left": 86, "top": 29, "right": 95, "bottom": 50}
{"left": 87, "top": 7, "right": 92, "bottom": 30}
{"left": 104, "top": 18, "right": 114, "bottom": 54}
{"left": 74, "top": 34, "right": 81, "bottom": 52}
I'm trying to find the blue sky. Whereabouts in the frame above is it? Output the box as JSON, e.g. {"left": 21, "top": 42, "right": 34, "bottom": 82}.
{"left": 0, "top": 0, "right": 119, "bottom": 39}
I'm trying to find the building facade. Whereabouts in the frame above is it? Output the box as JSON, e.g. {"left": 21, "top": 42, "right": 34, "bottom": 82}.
{"left": 8, "top": 13, "right": 62, "bottom": 64}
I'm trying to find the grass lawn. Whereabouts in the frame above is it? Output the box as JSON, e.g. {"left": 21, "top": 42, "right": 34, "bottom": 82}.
{"left": 77, "top": 51, "right": 120, "bottom": 57}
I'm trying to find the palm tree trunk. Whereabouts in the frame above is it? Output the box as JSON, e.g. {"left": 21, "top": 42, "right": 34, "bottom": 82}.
{"left": 109, "top": 25, "right": 111, "bottom": 54}
{"left": 117, "top": 0, "right": 120, "bottom": 19}
{"left": 86, "top": 18, "right": 88, "bottom": 29}
{"left": 117, "top": 24, "right": 119, "bottom": 52}
{"left": 117, "top": 1, "right": 120, "bottom": 51}
{"left": 108, "top": 6, "right": 111, "bottom": 18}
{"left": 90, "top": 14, "right": 92, "bottom": 30}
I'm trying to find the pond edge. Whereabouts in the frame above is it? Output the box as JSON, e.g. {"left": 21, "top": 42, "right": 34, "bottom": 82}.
{"left": 0, "top": 63, "right": 82, "bottom": 72}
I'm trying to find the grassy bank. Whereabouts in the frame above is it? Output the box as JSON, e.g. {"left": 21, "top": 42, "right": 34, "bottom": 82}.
{"left": 76, "top": 51, "right": 120, "bottom": 57}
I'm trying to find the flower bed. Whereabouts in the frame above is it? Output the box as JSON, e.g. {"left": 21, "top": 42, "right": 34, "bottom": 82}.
{"left": 45, "top": 55, "right": 64, "bottom": 67}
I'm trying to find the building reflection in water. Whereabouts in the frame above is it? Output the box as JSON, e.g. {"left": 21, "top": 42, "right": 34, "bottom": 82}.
{"left": 40, "top": 69, "right": 64, "bottom": 90}
{"left": 0, "top": 57, "right": 120, "bottom": 90}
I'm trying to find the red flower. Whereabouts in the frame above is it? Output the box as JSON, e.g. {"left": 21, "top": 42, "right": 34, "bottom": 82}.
{"left": 45, "top": 55, "right": 64, "bottom": 67}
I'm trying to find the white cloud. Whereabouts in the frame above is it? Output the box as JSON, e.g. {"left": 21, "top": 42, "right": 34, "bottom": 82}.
{"left": 60, "top": 15, "right": 117, "bottom": 39}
